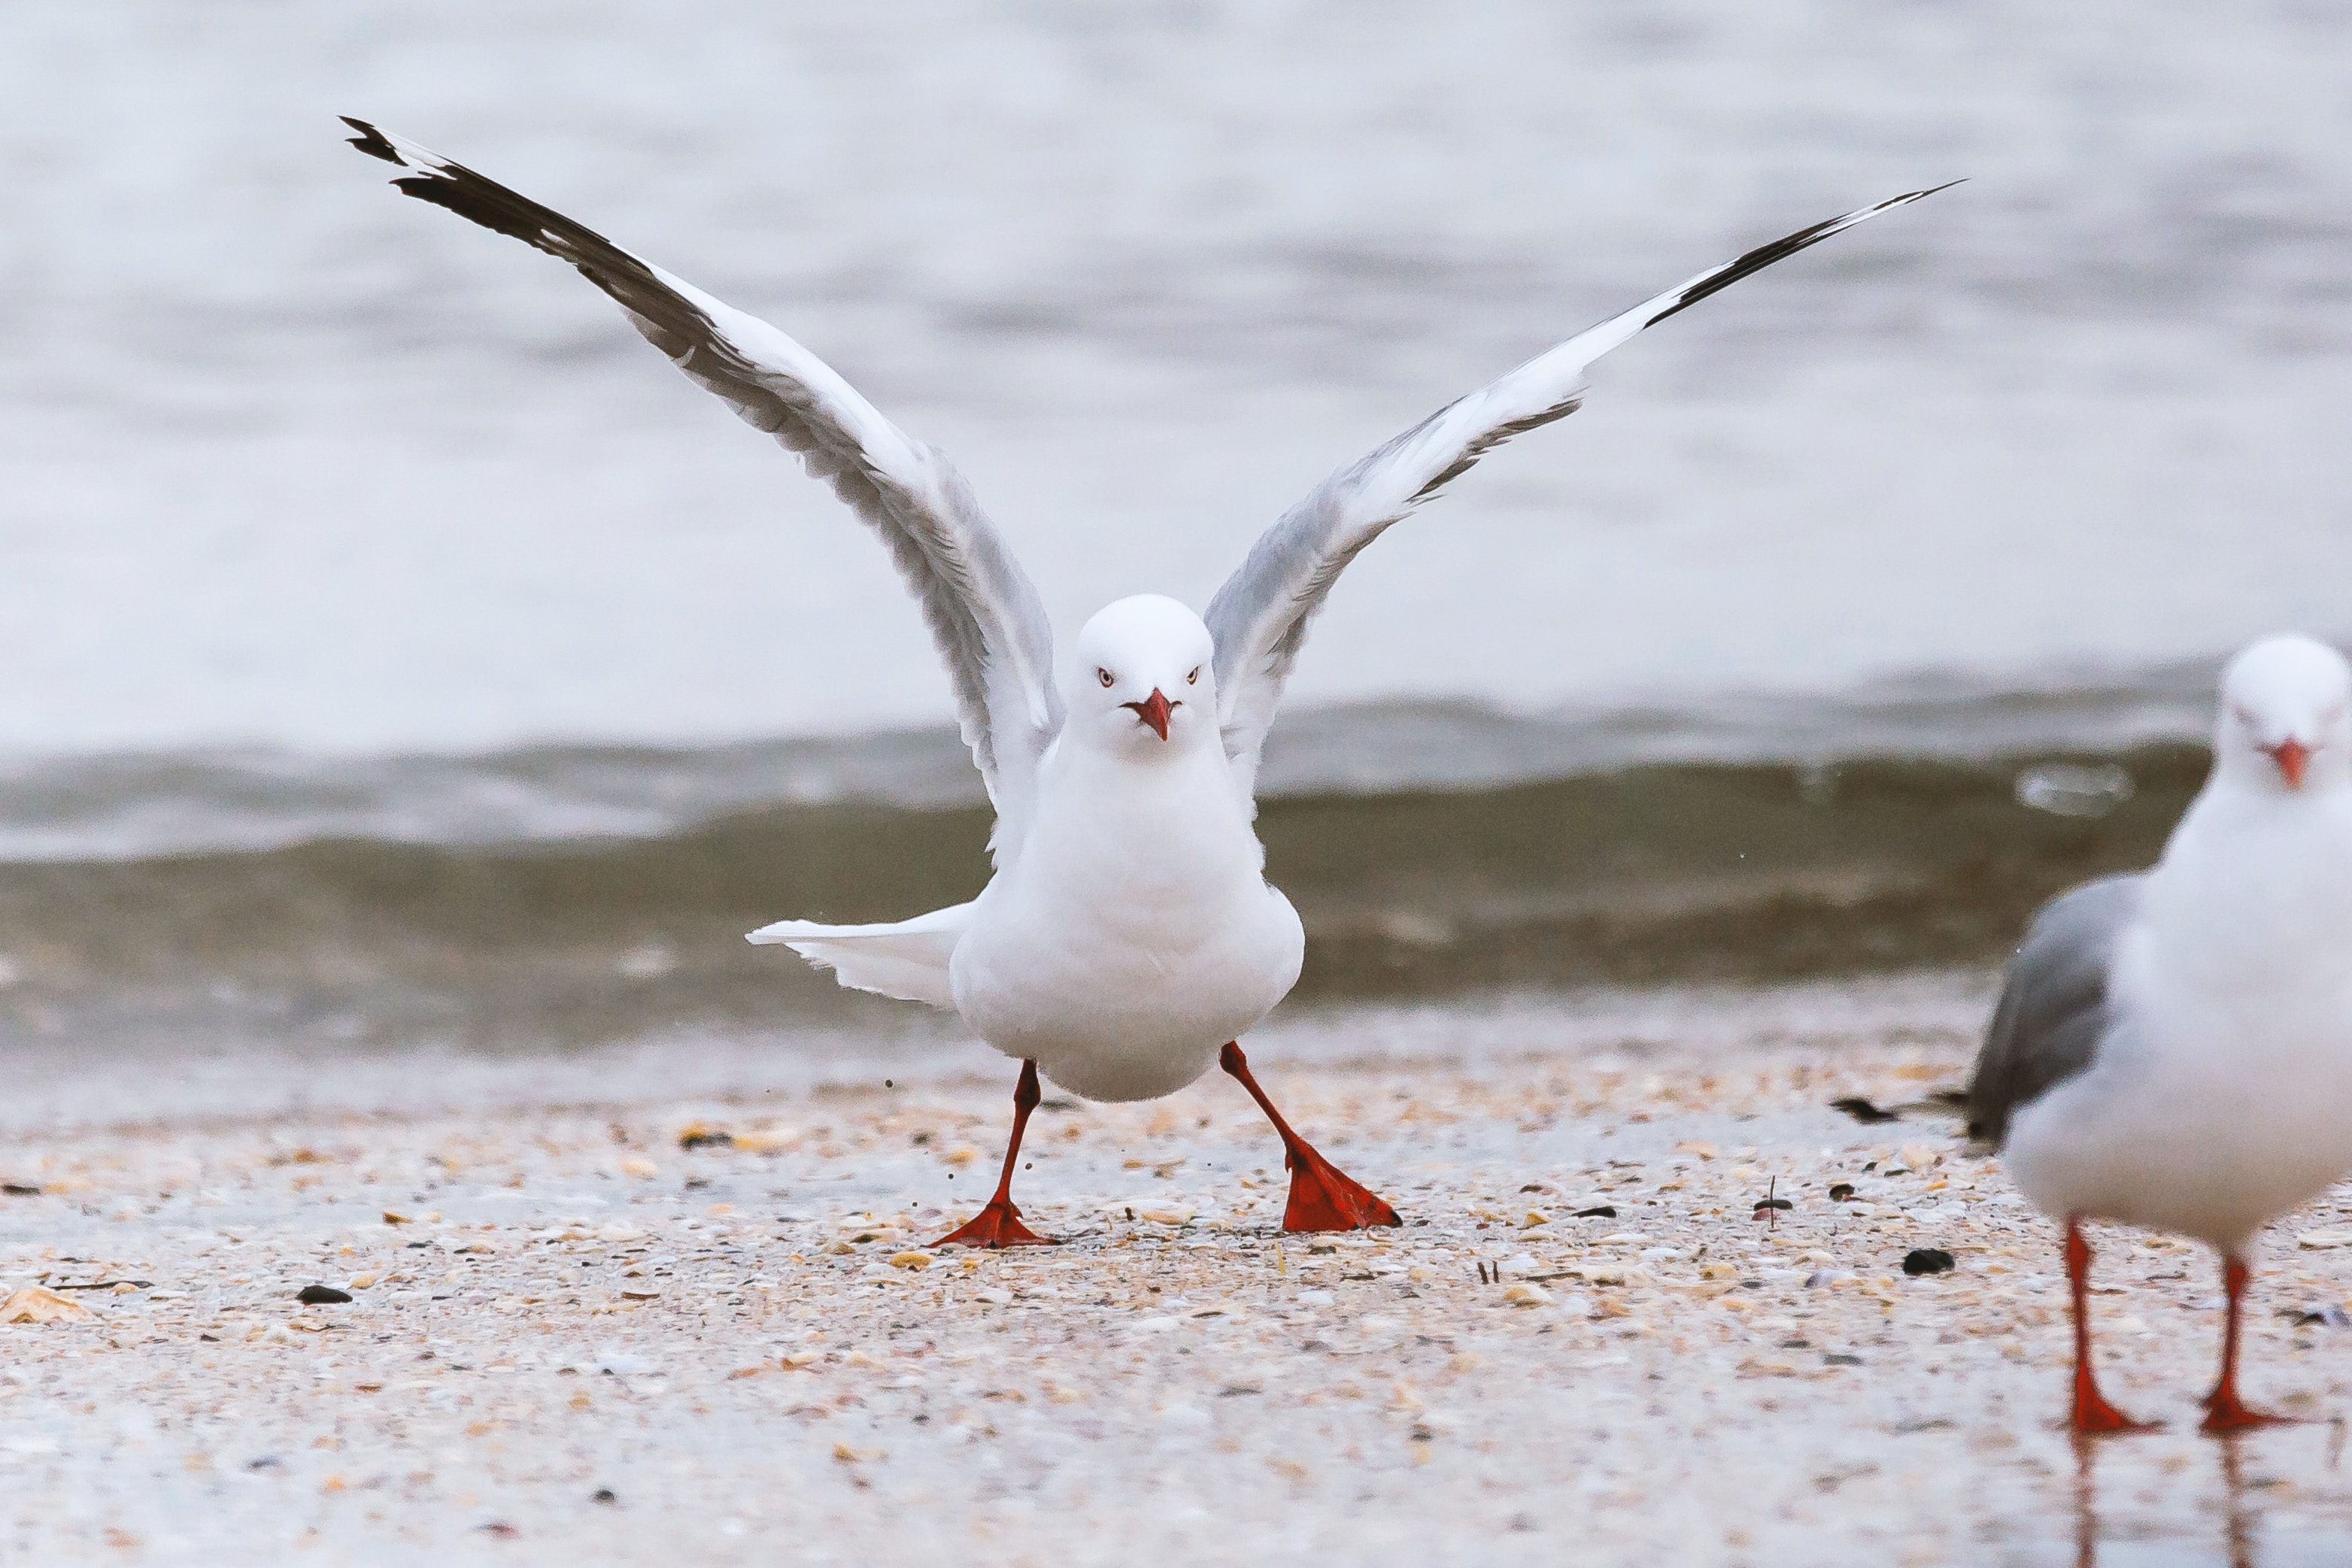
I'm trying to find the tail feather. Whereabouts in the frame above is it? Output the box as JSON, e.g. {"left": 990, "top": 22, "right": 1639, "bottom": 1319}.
{"left": 746, "top": 902, "right": 970, "bottom": 1009}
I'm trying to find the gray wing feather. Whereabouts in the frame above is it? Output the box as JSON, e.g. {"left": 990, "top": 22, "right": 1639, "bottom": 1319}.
{"left": 1204, "top": 183, "right": 1956, "bottom": 798}
{"left": 1965, "top": 873, "right": 2144, "bottom": 1148}
{"left": 344, "top": 119, "right": 1064, "bottom": 855}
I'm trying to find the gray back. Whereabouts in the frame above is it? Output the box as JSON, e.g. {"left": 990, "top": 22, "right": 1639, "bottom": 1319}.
{"left": 1965, "top": 873, "right": 2144, "bottom": 1148}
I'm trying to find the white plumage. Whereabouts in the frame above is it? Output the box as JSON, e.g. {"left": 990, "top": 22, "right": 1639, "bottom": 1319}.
{"left": 762, "top": 596, "right": 1306, "bottom": 1102}
{"left": 1971, "top": 632, "right": 2352, "bottom": 1430}
{"left": 347, "top": 114, "right": 1943, "bottom": 1239}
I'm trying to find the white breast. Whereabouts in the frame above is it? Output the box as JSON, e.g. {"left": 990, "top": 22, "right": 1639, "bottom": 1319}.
{"left": 949, "top": 739, "right": 1304, "bottom": 1102}
{"left": 2005, "top": 790, "right": 2352, "bottom": 1250}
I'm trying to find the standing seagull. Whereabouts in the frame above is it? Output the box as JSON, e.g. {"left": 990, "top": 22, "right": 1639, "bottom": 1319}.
{"left": 346, "top": 117, "right": 1944, "bottom": 1244}
{"left": 1967, "top": 633, "right": 2352, "bottom": 1433}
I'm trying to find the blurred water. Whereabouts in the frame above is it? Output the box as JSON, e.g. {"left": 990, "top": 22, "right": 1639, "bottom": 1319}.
{"left": 5, "top": 0, "right": 2352, "bottom": 759}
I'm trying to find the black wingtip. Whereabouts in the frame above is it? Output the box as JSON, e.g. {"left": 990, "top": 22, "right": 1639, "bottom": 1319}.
{"left": 342, "top": 116, "right": 402, "bottom": 165}
{"left": 1645, "top": 177, "right": 1960, "bottom": 329}
{"left": 332, "top": 121, "right": 684, "bottom": 326}
{"left": 1875, "top": 177, "right": 1968, "bottom": 208}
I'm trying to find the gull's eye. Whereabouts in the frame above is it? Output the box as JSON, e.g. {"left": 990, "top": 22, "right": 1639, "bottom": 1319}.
{"left": 2232, "top": 705, "right": 2258, "bottom": 727}
{"left": 1097, "top": 668, "right": 1114, "bottom": 688}
{"left": 1187, "top": 666, "right": 1200, "bottom": 686}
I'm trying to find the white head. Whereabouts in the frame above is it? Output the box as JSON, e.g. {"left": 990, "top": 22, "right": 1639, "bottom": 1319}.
{"left": 2214, "top": 633, "right": 2352, "bottom": 796}
{"left": 1067, "top": 594, "right": 1218, "bottom": 760}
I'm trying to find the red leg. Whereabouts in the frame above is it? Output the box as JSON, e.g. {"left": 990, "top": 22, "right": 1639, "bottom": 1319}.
{"left": 1220, "top": 1042, "right": 1401, "bottom": 1233}
{"left": 933, "top": 1060, "right": 1053, "bottom": 1248}
{"left": 2202, "top": 1254, "right": 2290, "bottom": 1433}
{"left": 2065, "top": 1218, "right": 2154, "bottom": 1434}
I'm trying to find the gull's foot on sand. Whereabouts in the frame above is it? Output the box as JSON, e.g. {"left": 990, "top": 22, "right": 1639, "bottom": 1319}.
{"left": 1281, "top": 1145, "right": 1401, "bottom": 1233}
{"left": 2071, "top": 1390, "right": 2157, "bottom": 1436}
{"left": 2071, "top": 1360, "right": 2156, "bottom": 1435}
{"left": 933, "top": 1199, "right": 1052, "bottom": 1249}
{"left": 2201, "top": 1388, "right": 2291, "bottom": 1434}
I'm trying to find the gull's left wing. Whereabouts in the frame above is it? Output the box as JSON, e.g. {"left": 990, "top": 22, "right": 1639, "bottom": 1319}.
{"left": 1203, "top": 184, "right": 1956, "bottom": 797}
{"left": 342, "top": 118, "right": 1064, "bottom": 863}
{"left": 1965, "top": 874, "right": 2142, "bottom": 1149}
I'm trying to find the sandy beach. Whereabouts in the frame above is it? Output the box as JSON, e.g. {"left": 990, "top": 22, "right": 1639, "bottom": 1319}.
{"left": 6, "top": 979, "right": 2351, "bottom": 1566}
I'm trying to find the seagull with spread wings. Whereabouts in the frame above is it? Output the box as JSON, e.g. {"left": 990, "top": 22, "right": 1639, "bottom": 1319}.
{"left": 346, "top": 116, "right": 1945, "bottom": 1245}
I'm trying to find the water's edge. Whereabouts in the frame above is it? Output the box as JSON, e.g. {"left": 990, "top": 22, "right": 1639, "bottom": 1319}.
{"left": 0, "top": 688, "right": 2208, "bottom": 1056}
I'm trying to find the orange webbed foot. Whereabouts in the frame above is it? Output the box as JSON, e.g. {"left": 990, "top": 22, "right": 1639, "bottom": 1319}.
{"left": 933, "top": 1198, "right": 1053, "bottom": 1249}
{"left": 2200, "top": 1388, "right": 2292, "bottom": 1434}
{"left": 1279, "top": 1144, "right": 1401, "bottom": 1233}
{"left": 2071, "top": 1366, "right": 2157, "bottom": 1436}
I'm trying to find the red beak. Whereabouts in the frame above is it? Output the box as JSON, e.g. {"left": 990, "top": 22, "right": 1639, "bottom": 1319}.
{"left": 1123, "top": 689, "right": 1173, "bottom": 741}
{"left": 2266, "top": 738, "right": 2311, "bottom": 788}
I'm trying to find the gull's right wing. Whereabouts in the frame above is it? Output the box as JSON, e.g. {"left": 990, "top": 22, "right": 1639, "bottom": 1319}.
{"left": 1203, "top": 184, "right": 1956, "bottom": 797}
{"left": 343, "top": 118, "right": 1064, "bottom": 861}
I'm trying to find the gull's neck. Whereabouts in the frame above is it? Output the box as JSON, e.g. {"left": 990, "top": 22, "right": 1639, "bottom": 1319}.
{"left": 2144, "top": 770, "right": 2352, "bottom": 986}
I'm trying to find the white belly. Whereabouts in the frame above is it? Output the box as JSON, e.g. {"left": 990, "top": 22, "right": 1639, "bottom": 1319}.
{"left": 948, "top": 744, "right": 1305, "bottom": 1102}
{"left": 2007, "top": 802, "right": 2352, "bottom": 1252}
{"left": 2007, "top": 989, "right": 2352, "bottom": 1252}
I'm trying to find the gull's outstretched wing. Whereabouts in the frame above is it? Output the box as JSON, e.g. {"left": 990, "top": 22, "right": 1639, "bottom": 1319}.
{"left": 1203, "top": 184, "right": 1955, "bottom": 796}
{"left": 1965, "top": 874, "right": 2142, "bottom": 1149}
{"left": 343, "top": 118, "right": 1064, "bottom": 860}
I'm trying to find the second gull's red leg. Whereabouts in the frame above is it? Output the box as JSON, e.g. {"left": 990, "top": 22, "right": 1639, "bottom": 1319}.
{"left": 1220, "top": 1042, "right": 1401, "bottom": 1233}
{"left": 2202, "top": 1254, "right": 2290, "bottom": 1433}
{"left": 2066, "top": 1218, "right": 2154, "bottom": 1434}
{"left": 933, "top": 1060, "right": 1052, "bottom": 1248}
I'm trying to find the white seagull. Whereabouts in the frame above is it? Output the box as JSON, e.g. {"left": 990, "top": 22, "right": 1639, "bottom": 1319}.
{"left": 1967, "top": 633, "right": 2352, "bottom": 1432}
{"left": 347, "top": 116, "right": 1946, "bottom": 1245}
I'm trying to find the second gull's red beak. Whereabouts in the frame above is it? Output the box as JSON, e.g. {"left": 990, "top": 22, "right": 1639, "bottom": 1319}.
{"left": 2266, "top": 737, "right": 2311, "bottom": 788}
{"left": 1124, "top": 689, "right": 1173, "bottom": 741}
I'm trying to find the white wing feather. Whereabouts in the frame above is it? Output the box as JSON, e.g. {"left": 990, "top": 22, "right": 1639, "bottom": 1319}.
{"left": 344, "top": 118, "right": 1064, "bottom": 862}
{"left": 1203, "top": 184, "right": 1956, "bottom": 797}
